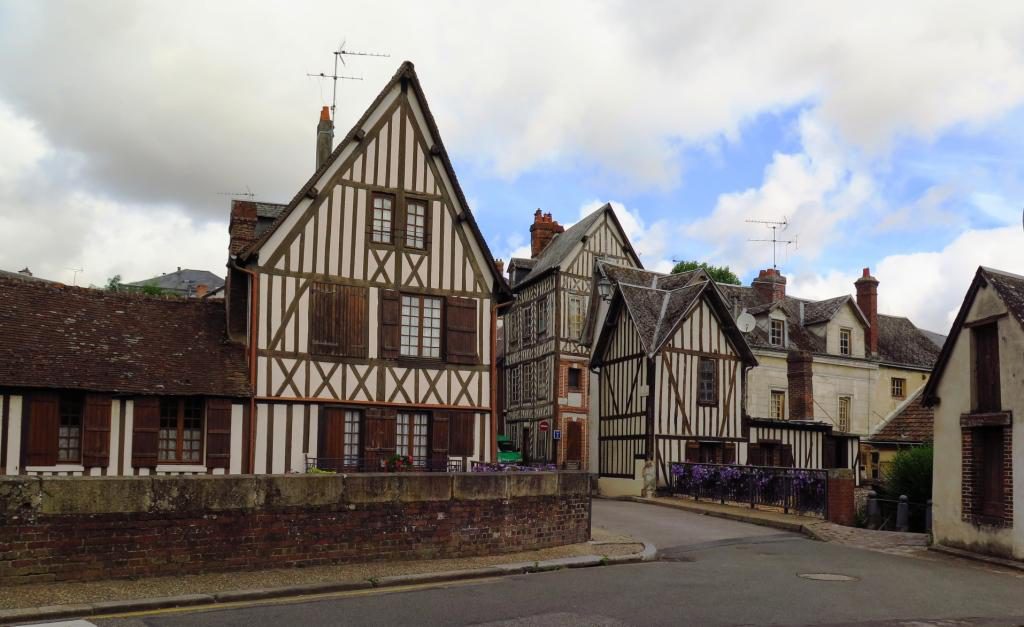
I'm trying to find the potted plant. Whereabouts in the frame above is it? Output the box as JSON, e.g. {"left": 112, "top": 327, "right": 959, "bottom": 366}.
{"left": 385, "top": 454, "right": 414, "bottom": 472}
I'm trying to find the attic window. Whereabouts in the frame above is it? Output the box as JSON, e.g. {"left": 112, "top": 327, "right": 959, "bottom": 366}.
{"left": 770, "top": 319, "right": 784, "bottom": 346}
{"left": 839, "top": 328, "right": 852, "bottom": 356}
{"left": 891, "top": 377, "right": 905, "bottom": 399}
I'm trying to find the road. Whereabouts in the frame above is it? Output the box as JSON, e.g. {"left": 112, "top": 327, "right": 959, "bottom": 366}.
{"left": 93, "top": 499, "right": 1024, "bottom": 627}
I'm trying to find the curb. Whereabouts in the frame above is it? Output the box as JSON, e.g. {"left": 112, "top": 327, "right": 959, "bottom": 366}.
{"left": 0, "top": 542, "right": 657, "bottom": 625}
{"left": 929, "top": 544, "right": 1024, "bottom": 573}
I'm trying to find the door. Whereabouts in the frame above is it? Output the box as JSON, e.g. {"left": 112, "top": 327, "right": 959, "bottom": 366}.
{"left": 565, "top": 421, "right": 583, "bottom": 467}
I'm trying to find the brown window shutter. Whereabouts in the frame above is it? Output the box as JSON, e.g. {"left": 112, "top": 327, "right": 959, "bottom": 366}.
{"left": 82, "top": 394, "right": 113, "bottom": 467}
{"left": 26, "top": 393, "right": 59, "bottom": 467}
{"left": 364, "top": 406, "right": 397, "bottom": 469}
{"left": 685, "top": 440, "right": 700, "bottom": 462}
{"left": 449, "top": 412, "right": 476, "bottom": 457}
{"left": 747, "top": 443, "right": 761, "bottom": 466}
{"left": 319, "top": 407, "right": 345, "bottom": 461}
{"left": 723, "top": 442, "right": 736, "bottom": 464}
{"left": 781, "top": 444, "right": 795, "bottom": 468}
{"left": 309, "top": 281, "right": 340, "bottom": 355}
{"left": 431, "top": 412, "right": 450, "bottom": 467}
{"left": 974, "top": 323, "right": 1001, "bottom": 412}
{"left": 132, "top": 397, "right": 161, "bottom": 468}
{"left": 340, "top": 286, "right": 369, "bottom": 358}
{"left": 205, "top": 398, "right": 232, "bottom": 469}
{"left": 380, "top": 290, "right": 401, "bottom": 359}
{"left": 445, "top": 296, "right": 479, "bottom": 364}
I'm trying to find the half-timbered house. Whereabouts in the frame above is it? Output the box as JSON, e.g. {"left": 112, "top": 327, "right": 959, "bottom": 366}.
{"left": 0, "top": 273, "right": 251, "bottom": 476}
{"left": 586, "top": 263, "right": 860, "bottom": 496}
{"left": 226, "top": 62, "right": 510, "bottom": 473}
{"left": 502, "top": 205, "right": 641, "bottom": 466}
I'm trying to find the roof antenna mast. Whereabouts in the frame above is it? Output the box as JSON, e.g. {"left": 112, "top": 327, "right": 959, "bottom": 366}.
{"left": 746, "top": 217, "right": 798, "bottom": 270}
{"left": 307, "top": 40, "right": 390, "bottom": 123}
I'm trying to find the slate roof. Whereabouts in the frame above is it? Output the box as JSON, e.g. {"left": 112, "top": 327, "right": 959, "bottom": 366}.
{"left": 254, "top": 202, "right": 287, "bottom": 238}
{"left": 983, "top": 266, "right": 1024, "bottom": 328}
{"left": 876, "top": 315, "right": 941, "bottom": 368}
{"left": 0, "top": 268, "right": 53, "bottom": 283}
{"left": 126, "top": 269, "right": 225, "bottom": 296}
{"left": 868, "top": 389, "right": 933, "bottom": 444}
{"left": 238, "top": 61, "right": 510, "bottom": 302}
{"left": 0, "top": 275, "right": 250, "bottom": 397}
{"left": 920, "top": 329, "right": 947, "bottom": 349}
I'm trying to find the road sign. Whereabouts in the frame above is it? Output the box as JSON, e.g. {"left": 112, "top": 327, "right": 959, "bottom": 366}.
{"left": 553, "top": 429, "right": 561, "bottom": 441}
{"left": 539, "top": 420, "right": 550, "bottom": 432}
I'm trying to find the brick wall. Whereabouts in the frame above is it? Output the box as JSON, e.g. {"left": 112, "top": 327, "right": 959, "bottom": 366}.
{"left": 960, "top": 423, "right": 1014, "bottom": 527}
{"left": 0, "top": 472, "right": 591, "bottom": 586}
{"left": 826, "top": 469, "right": 855, "bottom": 526}
{"left": 787, "top": 350, "right": 814, "bottom": 421}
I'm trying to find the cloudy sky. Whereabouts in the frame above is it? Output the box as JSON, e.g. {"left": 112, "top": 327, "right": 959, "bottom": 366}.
{"left": 2, "top": 2, "right": 1024, "bottom": 332}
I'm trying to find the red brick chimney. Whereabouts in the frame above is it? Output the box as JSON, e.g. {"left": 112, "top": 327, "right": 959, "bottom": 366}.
{"left": 752, "top": 268, "right": 787, "bottom": 303}
{"left": 530, "top": 209, "right": 564, "bottom": 258}
{"left": 787, "top": 350, "right": 814, "bottom": 421}
{"left": 855, "top": 267, "right": 879, "bottom": 357}
{"left": 229, "top": 200, "right": 258, "bottom": 255}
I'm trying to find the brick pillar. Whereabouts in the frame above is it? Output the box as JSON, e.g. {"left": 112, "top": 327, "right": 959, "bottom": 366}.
{"left": 827, "top": 468, "right": 855, "bottom": 526}
{"left": 787, "top": 350, "right": 814, "bottom": 420}
{"left": 751, "top": 268, "right": 787, "bottom": 302}
{"left": 229, "top": 200, "right": 258, "bottom": 255}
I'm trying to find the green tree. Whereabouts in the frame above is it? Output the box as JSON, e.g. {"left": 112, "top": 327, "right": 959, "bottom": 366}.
{"left": 880, "top": 444, "right": 933, "bottom": 504}
{"left": 139, "top": 281, "right": 168, "bottom": 296}
{"left": 671, "top": 260, "right": 741, "bottom": 285}
{"left": 105, "top": 275, "right": 123, "bottom": 291}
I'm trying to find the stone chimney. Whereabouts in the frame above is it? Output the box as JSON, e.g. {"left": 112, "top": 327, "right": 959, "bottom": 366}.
{"left": 855, "top": 267, "right": 879, "bottom": 357}
{"left": 751, "top": 268, "right": 787, "bottom": 303}
{"left": 494, "top": 259, "right": 505, "bottom": 277}
{"left": 229, "top": 199, "right": 258, "bottom": 255}
{"left": 529, "top": 209, "right": 564, "bottom": 258}
{"left": 316, "top": 106, "right": 334, "bottom": 170}
{"left": 787, "top": 350, "right": 814, "bottom": 421}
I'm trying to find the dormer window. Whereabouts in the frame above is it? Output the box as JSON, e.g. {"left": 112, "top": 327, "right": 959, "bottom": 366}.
{"left": 839, "top": 328, "right": 851, "bottom": 356}
{"left": 770, "top": 319, "right": 784, "bottom": 346}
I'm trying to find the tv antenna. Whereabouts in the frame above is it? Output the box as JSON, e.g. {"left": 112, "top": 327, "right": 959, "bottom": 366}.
{"left": 66, "top": 266, "right": 83, "bottom": 286}
{"left": 746, "top": 217, "right": 797, "bottom": 269}
{"left": 307, "top": 40, "right": 390, "bottom": 122}
{"left": 216, "top": 185, "right": 255, "bottom": 199}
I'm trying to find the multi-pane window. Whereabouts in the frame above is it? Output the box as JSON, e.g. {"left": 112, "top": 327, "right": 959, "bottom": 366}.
{"left": 158, "top": 398, "right": 203, "bottom": 463}
{"left": 698, "top": 358, "right": 717, "bottom": 405}
{"left": 771, "top": 390, "right": 786, "bottom": 419}
{"left": 770, "top": 319, "right": 784, "bottom": 346}
{"left": 405, "top": 200, "right": 426, "bottom": 249}
{"left": 839, "top": 328, "right": 851, "bottom": 356}
{"left": 400, "top": 295, "right": 442, "bottom": 358}
{"left": 535, "top": 297, "right": 548, "bottom": 338}
{"left": 891, "top": 377, "right": 906, "bottom": 399}
{"left": 524, "top": 362, "right": 534, "bottom": 402}
{"left": 510, "top": 366, "right": 521, "bottom": 404}
{"left": 568, "top": 367, "right": 582, "bottom": 391}
{"left": 343, "top": 410, "right": 361, "bottom": 460}
{"left": 522, "top": 304, "right": 533, "bottom": 345}
{"left": 57, "top": 395, "right": 83, "bottom": 462}
{"left": 837, "top": 396, "right": 851, "bottom": 432}
{"left": 534, "top": 360, "right": 547, "bottom": 401}
{"left": 568, "top": 295, "right": 586, "bottom": 340}
{"left": 397, "top": 412, "right": 429, "bottom": 466}
{"left": 371, "top": 194, "right": 393, "bottom": 243}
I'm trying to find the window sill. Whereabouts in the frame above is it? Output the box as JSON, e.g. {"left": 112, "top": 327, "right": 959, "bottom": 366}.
{"left": 25, "top": 464, "right": 85, "bottom": 472}
{"left": 156, "top": 464, "right": 207, "bottom": 473}
{"left": 960, "top": 411, "right": 1012, "bottom": 428}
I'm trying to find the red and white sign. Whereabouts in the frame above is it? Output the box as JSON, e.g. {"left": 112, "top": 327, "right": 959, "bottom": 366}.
{"left": 539, "top": 420, "right": 550, "bottom": 432}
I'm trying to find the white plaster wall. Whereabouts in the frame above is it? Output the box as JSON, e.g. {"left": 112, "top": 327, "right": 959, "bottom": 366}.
{"left": 825, "top": 303, "right": 866, "bottom": 359}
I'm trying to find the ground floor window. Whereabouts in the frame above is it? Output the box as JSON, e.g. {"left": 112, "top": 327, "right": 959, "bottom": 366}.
{"left": 397, "top": 412, "right": 429, "bottom": 466}
{"left": 158, "top": 397, "right": 204, "bottom": 463}
{"left": 58, "top": 394, "right": 84, "bottom": 462}
{"left": 343, "top": 410, "right": 361, "bottom": 460}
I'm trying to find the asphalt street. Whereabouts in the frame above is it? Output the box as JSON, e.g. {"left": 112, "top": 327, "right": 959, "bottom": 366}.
{"left": 91, "top": 499, "right": 1024, "bottom": 627}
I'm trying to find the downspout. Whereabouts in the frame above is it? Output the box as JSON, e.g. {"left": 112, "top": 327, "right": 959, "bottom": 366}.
{"left": 230, "top": 256, "right": 259, "bottom": 474}
{"left": 490, "top": 299, "right": 513, "bottom": 462}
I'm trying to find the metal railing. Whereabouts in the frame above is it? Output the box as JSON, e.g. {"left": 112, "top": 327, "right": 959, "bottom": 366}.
{"left": 470, "top": 461, "right": 559, "bottom": 472}
{"left": 668, "top": 462, "right": 829, "bottom": 518}
{"left": 305, "top": 456, "right": 466, "bottom": 473}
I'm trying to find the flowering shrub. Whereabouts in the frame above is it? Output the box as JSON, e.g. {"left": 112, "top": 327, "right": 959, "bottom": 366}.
{"left": 670, "top": 461, "right": 827, "bottom": 516}
{"left": 385, "top": 454, "right": 415, "bottom": 472}
{"left": 471, "top": 462, "right": 558, "bottom": 472}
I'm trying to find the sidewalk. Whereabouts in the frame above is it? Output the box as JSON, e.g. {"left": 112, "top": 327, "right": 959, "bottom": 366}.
{"left": 632, "top": 496, "right": 929, "bottom": 556}
{"left": 0, "top": 529, "right": 653, "bottom": 624}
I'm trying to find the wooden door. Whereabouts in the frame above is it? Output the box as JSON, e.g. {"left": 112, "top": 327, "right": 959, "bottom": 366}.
{"left": 319, "top": 407, "right": 346, "bottom": 471}
{"left": 566, "top": 421, "right": 583, "bottom": 463}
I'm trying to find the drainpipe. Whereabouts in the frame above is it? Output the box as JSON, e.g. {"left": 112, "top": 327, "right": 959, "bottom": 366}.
{"left": 230, "top": 256, "right": 259, "bottom": 474}
{"left": 490, "top": 299, "right": 513, "bottom": 462}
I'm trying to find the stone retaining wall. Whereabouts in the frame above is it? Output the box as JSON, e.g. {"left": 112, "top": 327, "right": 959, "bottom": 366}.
{"left": 0, "top": 472, "right": 591, "bottom": 585}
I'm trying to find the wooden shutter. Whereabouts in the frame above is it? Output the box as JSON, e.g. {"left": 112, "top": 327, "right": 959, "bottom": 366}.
{"left": 380, "top": 290, "right": 401, "bottom": 359}
{"left": 82, "top": 394, "right": 112, "bottom": 467}
{"left": 205, "top": 398, "right": 232, "bottom": 469}
{"left": 685, "top": 440, "right": 700, "bottom": 462}
{"left": 974, "top": 323, "right": 1001, "bottom": 412}
{"left": 446, "top": 296, "right": 479, "bottom": 364}
{"left": 364, "top": 406, "right": 396, "bottom": 469}
{"left": 723, "top": 442, "right": 736, "bottom": 464}
{"left": 310, "top": 282, "right": 341, "bottom": 355}
{"left": 340, "top": 286, "right": 369, "bottom": 358}
{"left": 974, "top": 427, "right": 1005, "bottom": 518}
{"left": 449, "top": 412, "right": 476, "bottom": 457}
{"left": 781, "top": 444, "right": 795, "bottom": 468}
{"left": 747, "top": 443, "right": 761, "bottom": 466}
{"left": 132, "top": 397, "right": 161, "bottom": 468}
{"left": 318, "top": 407, "right": 346, "bottom": 471}
{"left": 822, "top": 436, "right": 837, "bottom": 469}
{"left": 431, "top": 412, "right": 450, "bottom": 467}
{"left": 25, "top": 393, "right": 59, "bottom": 467}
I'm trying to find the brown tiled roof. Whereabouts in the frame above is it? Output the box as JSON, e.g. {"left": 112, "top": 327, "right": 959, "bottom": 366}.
{"left": 868, "top": 389, "right": 933, "bottom": 444}
{"left": 0, "top": 276, "right": 250, "bottom": 397}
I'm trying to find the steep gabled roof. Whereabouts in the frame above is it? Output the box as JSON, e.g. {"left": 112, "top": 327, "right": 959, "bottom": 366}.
{"left": 238, "top": 61, "right": 510, "bottom": 301}
{"left": 924, "top": 266, "right": 1024, "bottom": 405}
{"left": 514, "top": 203, "right": 642, "bottom": 289}
{"left": 0, "top": 276, "right": 250, "bottom": 397}
{"left": 803, "top": 295, "right": 864, "bottom": 326}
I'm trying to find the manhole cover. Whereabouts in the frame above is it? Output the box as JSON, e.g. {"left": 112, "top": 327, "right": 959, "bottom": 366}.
{"left": 797, "top": 573, "right": 858, "bottom": 581}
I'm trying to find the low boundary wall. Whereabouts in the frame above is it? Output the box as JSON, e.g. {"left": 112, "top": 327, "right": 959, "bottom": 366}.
{"left": 0, "top": 472, "right": 591, "bottom": 585}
